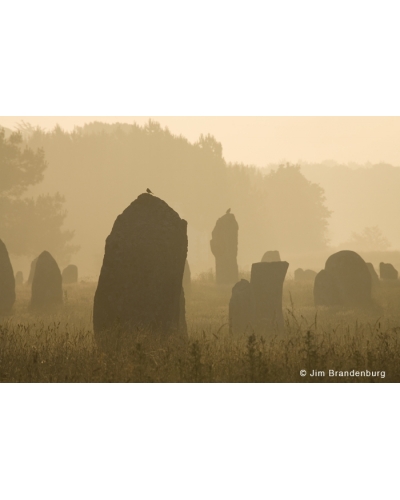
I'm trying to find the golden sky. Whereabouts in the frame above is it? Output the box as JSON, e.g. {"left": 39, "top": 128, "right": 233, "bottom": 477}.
{"left": 1, "top": 116, "right": 400, "bottom": 166}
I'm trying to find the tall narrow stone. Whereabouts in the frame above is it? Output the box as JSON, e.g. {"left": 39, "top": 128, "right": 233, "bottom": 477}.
{"left": 30, "top": 251, "right": 63, "bottom": 310}
{"left": 0, "top": 239, "right": 15, "bottom": 314}
{"left": 250, "top": 261, "right": 289, "bottom": 333}
{"left": 210, "top": 212, "right": 238, "bottom": 285}
{"left": 93, "top": 193, "right": 188, "bottom": 339}
{"left": 182, "top": 260, "right": 191, "bottom": 300}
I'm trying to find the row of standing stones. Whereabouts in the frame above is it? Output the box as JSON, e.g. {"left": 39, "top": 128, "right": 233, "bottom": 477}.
{"left": 1, "top": 193, "right": 399, "bottom": 339}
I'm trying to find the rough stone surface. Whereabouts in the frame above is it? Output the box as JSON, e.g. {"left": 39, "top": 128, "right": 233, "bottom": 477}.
{"left": 379, "top": 262, "right": 398, "bottom": 280}
{"left": 30, "top": 251, "right": 63, "bottom": 310}
{"left": 366, "top": 263, "right": 380, "bottom": 287}
{"left": 93, "top": 193, "right": 188, "bottom": 339}
{"left": 15, "top": 271, "right": 24, "bottom": 286}
{"left": 182, "top": 260, "right": 191, "bottom": 300}
{"left": 62, "top": 264, "right": 78, "bottom": 284}
{"left": 229, "top": 279, "right": 253, "bottom": 335}
{"left": 250, "top": 261, "right": 289, "bottom": 333}
{"left": 27, "top": 257, "right": 38, "bottom": 285}
{"left": 210, "top": 212, "right": 238, "bottom": 285}
{"left": 0, "top": 239, "right": 16, "bottom": 314}
{"left": 294, "top": 268, "right": 317, "bottom": 281}
{"left": 261, "top": 250, "right": 281, "bottom": 263}
{"left": 314, "top": 250, "right": 371, "bottom": 307}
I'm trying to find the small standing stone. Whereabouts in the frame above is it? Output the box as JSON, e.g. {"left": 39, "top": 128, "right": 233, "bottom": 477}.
{"left": 379, "top": 262, "right": 398, "bottom": 280}
{"left": 27, "top": 257, "right": 38, "bottom": 285}
{"left": 30, "top": 251, "right": 63, "bottom": 310}
{"left": 261, "top": 250, "right": 281, "bottom": 263}
{"left": 0, "top": 239, "right": 15, "bottom": 314}
{"left": 294, "top": 268, "right": 317, "bottom": 282}
{"left": 15, "top": 271, "right": 24, "bottom": 286}
{"left": 62, "top": 264, "right": 78, "bottom": 284}
{"left": 229, "top": 279, "right": 253, "bottom": 335}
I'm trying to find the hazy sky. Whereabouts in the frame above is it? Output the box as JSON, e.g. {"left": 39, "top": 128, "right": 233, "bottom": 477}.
{"left": 2, "top": 116, "right": 400, "bottom": 167}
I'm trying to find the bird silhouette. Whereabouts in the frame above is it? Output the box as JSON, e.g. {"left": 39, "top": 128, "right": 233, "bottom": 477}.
{"left": 146, "top": 188, "right": 153, "bottom": 194}
{"left": 226, "top": 208, "right": 231, "bottom": 214}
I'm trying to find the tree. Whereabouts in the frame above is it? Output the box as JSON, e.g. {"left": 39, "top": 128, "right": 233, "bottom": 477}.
{"left": 0, "top": 128, "right": 78, "bottom": 264}
{"left": 347, "top": 226, "right": 391, "bottom": 252}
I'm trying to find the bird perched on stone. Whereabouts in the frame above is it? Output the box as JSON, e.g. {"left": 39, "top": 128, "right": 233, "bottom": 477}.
{"left": 146, "top": 188, "right": 153, "bottom": 194}
{"left": 226, "top": 208, "right": 231, "bottom": 214}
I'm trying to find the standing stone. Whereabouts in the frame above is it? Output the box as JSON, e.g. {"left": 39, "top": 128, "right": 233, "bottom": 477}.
{"left": 15, "top": 271, "right": 24, "bottom": 286}
{"left": 366, "top": 263, "right": 380, "bottom": 287}
{"left": 0, "top": 240, "right": 15, "bottom": 314}
{"left": 27, "top": 257, "right": 38, "bottom": 285}
{"left": 250, "top": 261, "right": 289, "bottom": 333}
{"left": 210, "top": 212, "right": 238, "bottom": 285}
{"left": 294, "top": 268, "right": 317, "bottom": 282}
{"left": 93, "top": 193, "right": 188, "bottom": 339}
{"left": 261, "top": 250, "right": 281, "bottom": 263}
{"left": 229, "top": 279, "right": 253, "bottom": 335}
{"left": 62, "top": 264, "right": 78, "bottom": 284}
{"left": 30, "top": 251, "right": 63, "bottom": 310}
{"left": 379, "top": 262, "right": 398, "bottom": 280}
{"left": 182, "top": 260, "right": 191, "bottom": 300}
{"left": 314, "top": 250, "right": 371, "bottom": 307}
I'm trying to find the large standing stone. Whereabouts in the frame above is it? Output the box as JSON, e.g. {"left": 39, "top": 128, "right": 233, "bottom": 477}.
{"left": 294, "top": 268, "right": 317, "bottom": 282}
{"left": 27, "top": 257, "right": 38, "bottom": 285}
{"left": 30, "top": 251, "right": 63, "bottom": 310}
{"left": 366, "top": 263, "right": 380, "bottom": 287}
{"left": 210, "top": 212, "right": 238, "bottom": 285}
{"left": 182, "top": 260, "right": 191, "bottom": 300}
{"left": 62, "top": 264, "right": 78, "bottom": 284}
{"left": 261, "top": 250, "right": 281, "bottom": 263}
{"left": 250, "top": 261, "right": 289, "bottom": 333}
{"left": 229, "top": 279, "right": 253, "bottom": 335}
{"left": 314, "top": 251, "right": 371, "bottom": 307}
{"left": 0, "top": 240, "right": 15, "bottom": 314}
{"left": 93, "top": 193, "right": 188, "bottom": 339}
{"left": 15, "top": 271, "right": 24, "bottom": 286}
{"left": 379, "top": 262, "right": 398, "bottom": 280}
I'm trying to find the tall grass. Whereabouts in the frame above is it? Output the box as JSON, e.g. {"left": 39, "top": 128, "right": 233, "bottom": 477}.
{"left": 1, "top": 279, "right": 400, "bottom": 382}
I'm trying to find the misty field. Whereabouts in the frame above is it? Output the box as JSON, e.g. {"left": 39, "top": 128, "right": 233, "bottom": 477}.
{"left": 1, "top": 277, "right": 400, "bottom": 383}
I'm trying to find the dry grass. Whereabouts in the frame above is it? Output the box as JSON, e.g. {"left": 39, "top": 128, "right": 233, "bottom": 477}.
{"left": 1, "top": 279, "right": 400, "bottom": 382}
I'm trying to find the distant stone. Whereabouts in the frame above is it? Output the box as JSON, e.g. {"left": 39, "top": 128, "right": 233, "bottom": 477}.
{"left": 182, "top": 260, "right": 191, "bottom": 300}
{"left": 379, "top": 262, "right": 398, "bottom": 280}
{"left": 294, "top": 268, "right": 317, "bottom": 282}
{"left": 314, "top": 250, "right": 371, "bottom": 307}
{"left": 210, "top": 212, "right": 238, "bottom": 285}
{"left": 250, "top": 261, "right": 289, "bottom": 332}
{"left": 229, "top": 279, "right": 253, "bottom": 335}
{"left": 93, "top": 193, "right": 188, "bottom": 340}
{"left": 0, "top": 239, "right": 15, "bottom": 314}
{"left": 366, "top": 263, "right": 380, "bottom": 286}
{"left": 15, "top": 271, "right": 24, "bottom": 286}
{"left": 62, "top": 264, "right": 78, "bottom": 284}
{"left": 261, "top": 250, "right": 281, "bottom": 263}
{"left": 27, "top": 257, "right": 38, "bottom": 285}
{"left": 30, "top": 251, "right": 63, "bottom": 310}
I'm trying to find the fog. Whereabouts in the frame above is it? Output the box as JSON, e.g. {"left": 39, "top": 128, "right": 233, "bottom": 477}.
{"left": 2, "top": 116, "right": 400, "bottom": 279}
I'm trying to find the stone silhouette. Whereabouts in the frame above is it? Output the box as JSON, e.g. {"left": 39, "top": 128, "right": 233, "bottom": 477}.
{"left": 251, "top": 261, "right": 289, "bottom": 333}
{"left": 229, "top": 279, "right": 253, "bottom": 335}
{"left": 182, "top": 260, "right": 191, "bottom": 300}
{"left": 366, "top": 263, "right": 380, "bottom": 287}
{"left": 379, "top": 262, "right": 398, "bottom": 280}
{"left": 210, "top": 212, "right": 238, "bottom": 285}
{"left": 294, "top": 268, "right": 317, "bottom": 282}
{"left": 30, "top": 251, "right": 63, "bottom": 310}
{"left": 261, "top": 250, "right": 281, "bottom": 263}
{"left": 27, "top": 257, "right": 38, "bottom": 285}
{"left": 15, "top": 271, "right": 24, "bottom": 286}
{"left": 93, "top": 193, "right": 188, "bottom": 339}
{"left": 62, "top": 264, "right": 78, "bottom": 284}
{"left": 0, "top": 239, "right": 16, "bottom": 314}
{"left": 314, "top": 250, "right": 371, "bottom": 307}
